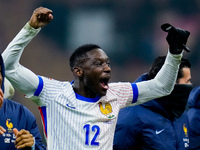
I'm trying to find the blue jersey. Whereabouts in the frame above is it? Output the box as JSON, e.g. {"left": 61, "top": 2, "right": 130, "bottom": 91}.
{"left": 187, "top": 86, "right": 200, "bottom": 150}
{"left": 0, "top": 99, "right": 46, "bottom": 150}
{"left": 114, "top": 103, "right": 189, "bottom": 150}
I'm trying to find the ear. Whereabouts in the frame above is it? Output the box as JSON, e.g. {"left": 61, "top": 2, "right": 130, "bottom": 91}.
{"left": 73, "top": 67, "right": 83, "bottom": 77}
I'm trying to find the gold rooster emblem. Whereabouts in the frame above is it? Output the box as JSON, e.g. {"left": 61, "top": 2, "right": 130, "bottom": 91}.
{"left": 99, "top": 102, "right": 114, "bottom": 118}
{"left": 183, "top": 124, "right": 188, "bottom": 137}
{"left": 6, "top": 119, "right": 13, "bottom": 130}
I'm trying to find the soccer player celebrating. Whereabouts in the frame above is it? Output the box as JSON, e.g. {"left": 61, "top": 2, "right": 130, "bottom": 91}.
{"left": 2, "top": 7, "right": 190, "bottom": 150}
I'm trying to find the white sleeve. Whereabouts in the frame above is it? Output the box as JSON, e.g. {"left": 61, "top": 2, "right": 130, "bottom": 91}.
{"left": 4, "top": 78, "right": 15, "bottom": 99}
{"left": 135, "top": 51, "right": 182, "bottom": 105}
{"left": 2, "top": 23, "right": 41, "bottom": 97}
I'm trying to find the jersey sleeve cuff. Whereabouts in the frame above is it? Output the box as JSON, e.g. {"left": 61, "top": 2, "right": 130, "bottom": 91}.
{"left": 34, "top": 76, "right": 44, "bottom": 96}
{"left": 24, "top": 22, "right": 41, "bottom": 35}
{"left": 131, "top": 83, "right": 138, "bottom": 103}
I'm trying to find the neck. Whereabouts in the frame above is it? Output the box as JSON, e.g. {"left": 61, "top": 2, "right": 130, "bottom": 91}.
{"left": 72, "top": 80, "right": 97, "bottom": 98}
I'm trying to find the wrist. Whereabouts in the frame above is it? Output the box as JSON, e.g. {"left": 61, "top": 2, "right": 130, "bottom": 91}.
{"left": 25, "top": 22, "right": 41, "bottom": 32}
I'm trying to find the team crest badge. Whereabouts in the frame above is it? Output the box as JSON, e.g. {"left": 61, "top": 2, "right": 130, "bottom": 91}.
{"left": 183, "top": 124, "right": 188, "bottom": 137}
{"left": 99, "top": 102, "right": 115, "bottom": 118}
{"left": 6, "top": 119, "right": 13, "bottom": 131}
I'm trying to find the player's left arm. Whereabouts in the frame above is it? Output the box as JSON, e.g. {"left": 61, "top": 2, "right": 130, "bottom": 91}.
{"left": 132, "top": 24, "right": 190, "bottom": 105}
{"left": 134, "top": 51, "right": 182, "bottom": 105}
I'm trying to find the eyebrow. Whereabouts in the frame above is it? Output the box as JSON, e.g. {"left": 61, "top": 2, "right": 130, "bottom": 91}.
{"left": 93, "top": 57, "right": 110, "bottom": 61}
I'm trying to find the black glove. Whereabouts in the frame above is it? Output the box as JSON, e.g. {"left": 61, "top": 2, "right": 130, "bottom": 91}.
{"left": 161, "top": 23, "right": 190, "bottom": 54}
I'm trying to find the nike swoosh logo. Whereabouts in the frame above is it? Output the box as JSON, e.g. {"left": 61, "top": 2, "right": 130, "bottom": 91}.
{"left": 155, "top": 129, "right": 165, "bottom": 134}
{"left": 66, "top": 104, "right": 76, "bottom": 109}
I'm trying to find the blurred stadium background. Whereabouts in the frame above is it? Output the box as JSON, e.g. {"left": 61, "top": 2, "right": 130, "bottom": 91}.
{"left": 1, "top": 0, "right": 200, "bottom": 145}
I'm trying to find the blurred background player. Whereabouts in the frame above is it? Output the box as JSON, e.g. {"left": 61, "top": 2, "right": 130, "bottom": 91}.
{"left": 114, "top": 56, "right": 192, "bottom": 150}
{"left": 187, "top": 86, "right": 200, "bottom": 150}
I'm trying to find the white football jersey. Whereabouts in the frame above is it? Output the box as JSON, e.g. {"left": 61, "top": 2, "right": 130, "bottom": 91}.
{"left": 3, "top": 22, "right": 182, "bottom": 150}
{"left": 35, "top": 76, "right": 136, "bottom": 150}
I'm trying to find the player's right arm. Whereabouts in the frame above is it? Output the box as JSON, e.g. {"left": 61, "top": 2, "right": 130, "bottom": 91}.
{"left": 2, "top": 7, "right": 53, "bottom": 97}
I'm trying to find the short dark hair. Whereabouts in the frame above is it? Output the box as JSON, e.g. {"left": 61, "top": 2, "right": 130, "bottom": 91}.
{"left": 69, "top": 44, "right": 101, "bottom": 70}
{"left": 148, "top": 56, "right": 191, "bottom": 82}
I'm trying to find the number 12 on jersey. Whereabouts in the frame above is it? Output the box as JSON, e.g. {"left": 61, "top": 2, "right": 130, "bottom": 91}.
{"left": 83, "top": 124, "right": 100, "bottom": 146}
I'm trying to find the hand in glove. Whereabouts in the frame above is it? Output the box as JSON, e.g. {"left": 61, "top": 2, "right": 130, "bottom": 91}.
{"left": 161, "top": 23, "right": 190, "bottom": 54}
